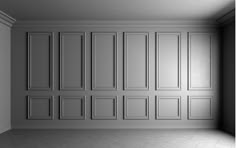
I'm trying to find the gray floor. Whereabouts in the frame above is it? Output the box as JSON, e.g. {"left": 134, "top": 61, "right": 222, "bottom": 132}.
{"left": 0, "top": 129, "right": 234, "bottom": 148}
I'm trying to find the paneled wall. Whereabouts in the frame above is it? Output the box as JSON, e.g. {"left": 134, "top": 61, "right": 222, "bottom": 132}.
{"left": 11, "top": 22, "right": 220, "bottom": 129}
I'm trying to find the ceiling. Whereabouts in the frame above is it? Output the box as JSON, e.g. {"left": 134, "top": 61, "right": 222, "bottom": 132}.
{"left": 0, "top": 0, "right": 234, "bottom": 21}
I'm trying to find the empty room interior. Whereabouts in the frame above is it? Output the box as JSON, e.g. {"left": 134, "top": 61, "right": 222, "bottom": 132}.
{"left": 0, "top": 0, "right": 235, "bottom": 147}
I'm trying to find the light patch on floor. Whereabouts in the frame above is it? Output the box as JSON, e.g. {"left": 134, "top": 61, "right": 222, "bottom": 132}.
{"left": 0, "top": 129, "right": 234, "bottom": 148}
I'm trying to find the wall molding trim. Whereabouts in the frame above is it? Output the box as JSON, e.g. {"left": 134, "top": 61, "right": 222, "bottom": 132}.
{"left": 13, "top": 20, "right": 218, "bottom": 28}
{"left": 216, "top": 9, "right": 235, "bottom": 26}
{"left": 0, "top": 10, "right": 16, "bottom": 27}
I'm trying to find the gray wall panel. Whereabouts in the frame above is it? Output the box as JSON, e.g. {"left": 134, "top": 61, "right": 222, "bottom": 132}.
{"left": 60, "top": 32, "right": 85, "bottom": 90}
{"left": 28, "top": 32, "right": 53, "bottom": 90}
{"left": 124, "top": 96, "right": 149, "bottom": 120}
{"left": 156, "top": 96, "right": 181, "bottom": 120}
{"left": 92, "top": 32, "right": 117, "bottom": 90}
{"left": 92, "top": 96, "right": 117, "bottom": 120}
{"left": 188, "top": 33, "right": 212, "bottom": 90}
{"left": 59, "top": 96, "right": 85, "bottom": 120}
{"left": 124, "top": 32, "right": 149, "bottom": 90}
{"left": 27, "top": 96, "right": 54, "bottom": 120}
{"left": 188, "top": 96, "right": 213, "bottom": 120}
{"left": 156, "top": 33, "right": 181, "bottom": 90}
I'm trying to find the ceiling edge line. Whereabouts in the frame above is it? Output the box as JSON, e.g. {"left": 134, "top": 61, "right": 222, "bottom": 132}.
{"left": 13, "top": 20, "right": 218, "bottom": 28}
{"left": 216, "top": 9, "right": 235, "bottom": 26}
{"left": 0, "top": 10, "right": 16, "bottom": 27}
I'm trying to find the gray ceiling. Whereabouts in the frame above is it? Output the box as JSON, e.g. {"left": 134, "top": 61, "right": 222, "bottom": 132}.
{"left": 0, "top": 0, "right": 234, "bottom": 21}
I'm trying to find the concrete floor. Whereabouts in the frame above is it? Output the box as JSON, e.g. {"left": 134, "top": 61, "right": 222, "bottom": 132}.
{"left": 0, "top": 129, "right": 234, "bottom": 148}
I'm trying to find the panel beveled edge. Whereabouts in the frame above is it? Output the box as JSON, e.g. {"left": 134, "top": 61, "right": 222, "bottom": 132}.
{"left": 27, "top": 32, "right": 54, "bottom": 91}
{"left": 91, "top": 96, "right": 118, "bottom": 120}
{"left": 59, "top": 32, "right": 86, "bottom": 91}
{"left": 123, "top": 32, "right": 149, "bottom": 91}
{"left": 91, "top": 32, "right": 118, "bottom": 90}
{"left": 27, "top": 95, "right": 54, "bottom": 120}
{"left": 187, "top": 96, "right": 213, "bottom": 120}
{"left": 59, "top": 96, "right": 86, "bottom": 120}
{"left": 155, "top": 32, "right": 181, "bottom": 91}
{"left": 124, "top": 96, "right": 149, "bottom": 120}
{"left": 155, "top": 96, "right": 181, "bottom": 120}
{"left": 187, "top": 32, "right": 212, "bottom": 91}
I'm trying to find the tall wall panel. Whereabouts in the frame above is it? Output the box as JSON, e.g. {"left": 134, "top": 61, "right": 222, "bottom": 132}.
{"left": 156, "top": 33, "right": 181, "bottom": 90}
{"left": 92, "top": 32, "right": 117, "bottom": 90}
{"left": 60, "top": 32, "right": 85, "bottom": 90}
{"left": 27, "top": 32, "right": 53, "bottom": 90}
{"left": 188, "top": 33, "right": 212, "bottom": 90}
{"left": 124, "top": 32, "right": 149, "bottom": 90}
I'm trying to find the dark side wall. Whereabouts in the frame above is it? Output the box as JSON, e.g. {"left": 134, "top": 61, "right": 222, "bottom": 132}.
{"left": 222, "top": 19, "right": 235, "bottom": 135}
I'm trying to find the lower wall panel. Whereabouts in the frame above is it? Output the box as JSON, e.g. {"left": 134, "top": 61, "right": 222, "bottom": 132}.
{"left": 92, "top": 96, "right": 117, "bottom": 120}
{"left": 59, "top": 96, "right": 85, "bottom": 120}
{"left": 12, "top": 94, "right": 218, "bottom": 129}
{"left": 156, "top": 96, "right": 181, "bottom": 120}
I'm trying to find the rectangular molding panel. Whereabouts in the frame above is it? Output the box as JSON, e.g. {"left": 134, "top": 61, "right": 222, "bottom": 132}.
{"left": 27, "top": 32, "right": 54, "bottom": 90}
{"left": 59, "top": 96, "right": 85, "bottom": 120}
{"left": 12, "top": 24, "right": 219, "bottom": 129}
{"left": 188, "top": 32, "right": 212, "bottom": 90}
{"left": 124, "top": 32, "right": 149, "bottom": 90}
{"left": 156, "top": 33, "right": 181, "bottom": 90}
{"left": 92, "top": 96, "right": 117, "bottom": 120}
{"left": 27, "top": 96, "right": 54, "bottom": 120}
{"left": 188, "top": 96, "right": 213, "bottom": 120}
{"left": 92, "top": 32, "right": 117, "bottom": 90}
{"left": 59, "top": 32, "right": 85, "bottom": 90}
{"left": 156, "top": 96, "right": 181, "bottom": 120}
{"left": 124, "top": 96, "right": 149, "bottom": 120}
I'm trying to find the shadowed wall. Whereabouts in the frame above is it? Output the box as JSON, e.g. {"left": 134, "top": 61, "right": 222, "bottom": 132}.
{"left": 0, "top": 22, "right": 11, "bottom": 133}
{"left": 221, "top": 19, "right": 235, "bottom": 135}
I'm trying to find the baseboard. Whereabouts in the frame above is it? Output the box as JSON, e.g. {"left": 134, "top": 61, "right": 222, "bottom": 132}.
{"left": 11, "top": 127, "right": 218, "bottom": 130}
{"left": 12, "top": 120, "right": 217, "bottom": 129}
{"left": 12, "top": 124, "right": 217, "bottom": 130}
{"left": 223, "top": 126, "right": 235, "bottom": 136}
{"left": 0, "top": 126, "right": 11, "bottom": 134}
